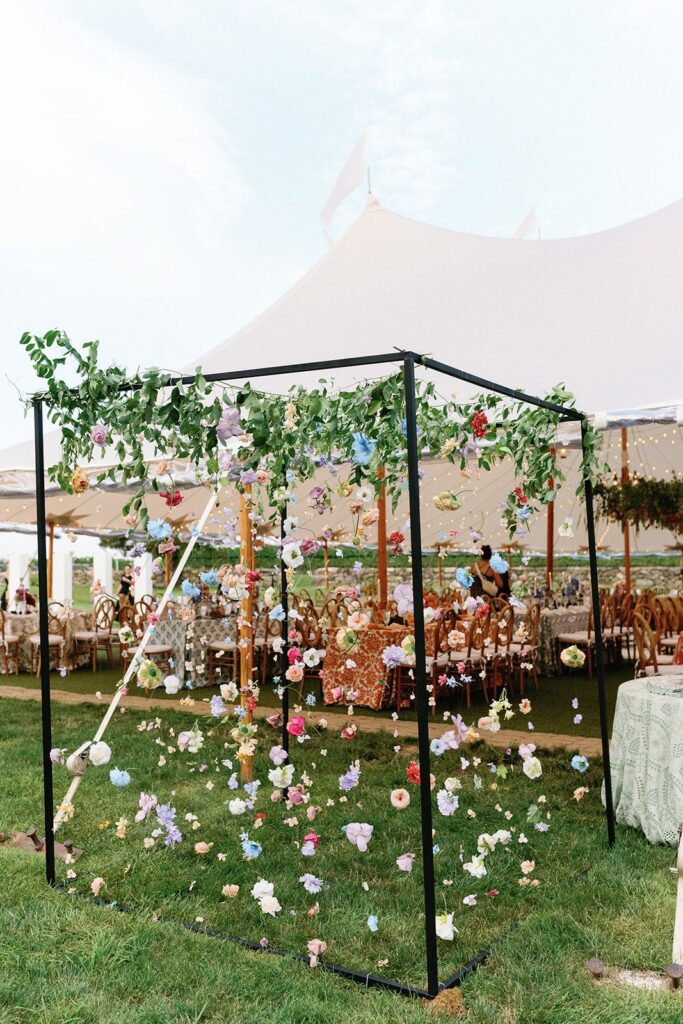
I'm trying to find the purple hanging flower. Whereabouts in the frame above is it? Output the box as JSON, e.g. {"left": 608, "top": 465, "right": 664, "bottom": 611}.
{"left": 216, "top": 406, "right": 243, "bottom": 440}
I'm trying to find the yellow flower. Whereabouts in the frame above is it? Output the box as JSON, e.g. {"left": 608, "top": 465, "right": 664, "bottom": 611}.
{"left": 137, "top": 659, "right": 163, "bottom": 689}
{"left": 560, "top": 645, "right": 585, "bottom": 670}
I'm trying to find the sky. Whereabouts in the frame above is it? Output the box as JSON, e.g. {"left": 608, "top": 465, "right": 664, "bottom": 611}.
{"left": 3, "top": 0, "right": 683, "bottom": 449}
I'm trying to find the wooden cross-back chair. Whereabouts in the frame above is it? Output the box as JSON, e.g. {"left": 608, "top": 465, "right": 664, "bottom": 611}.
{"left": 632, "top": 610, "right": 678, "bottom": 676}
{"left": 510, "top": 601, "right": 541, "bottom": 695}
{"left": 72, "top": 595, "right": 117, "bottom": 671}
{"left": 29, "top": 601, "right": 67, "bottom": 675}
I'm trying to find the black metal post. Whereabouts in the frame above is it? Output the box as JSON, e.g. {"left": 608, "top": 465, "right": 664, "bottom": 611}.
{"left": 581, "top": 419, "right": 616, "bottom": 847}
{"left": 403, "top": 354, "right": 439, "bottom": 996}
{"left": 33, "top": 399, "right": 56, "bottom": 884}
{"left": 280, "top": 500, "right": 289, "bottom": 753}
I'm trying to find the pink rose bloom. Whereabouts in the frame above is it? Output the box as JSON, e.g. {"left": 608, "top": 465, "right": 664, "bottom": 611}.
{"left": 288, "top": 647, "right": 302, "bottom": 664}
{"left": 519, "top": 742, "right": 536, "bottom": 760}
{"left": 478, "top": 716, "right": 493, "bottom": 730}
{"left": 147, "top": 612, "right": 160, "bottom": 626}
{"left": 91, "top": 876, "right": 105, "bottom": 896}
{"left": 286, "top": 715, "right": 306, "bottom": 737}
{"left": 266, "top": 713, "right": 281, "bottom": 729}
{"left": 90, "top": 424, "right": 108, "bottom": 447}
{"left": 287, "top": 785, "right": 305, "bottom": 805}
{"left": 286, "top": 663, "right": 304, "bottom": 683}
{"left": 331, "top": 686, "right": 344, "bottom": 702}
{"left": 255, "top": 470, "right": 268, "bottom": 484}
{"left": 194, "top": 841, "right": 210, "bottom": 854}
{"left": 303, "top": 830, "right": 319, "bottom": 848}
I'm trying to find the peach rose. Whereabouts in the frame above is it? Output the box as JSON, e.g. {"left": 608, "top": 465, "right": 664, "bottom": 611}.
{"left": 390, "top": 788, "right": 411, "bottom": 810}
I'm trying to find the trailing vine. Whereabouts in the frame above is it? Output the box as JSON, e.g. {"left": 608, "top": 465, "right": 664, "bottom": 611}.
{"left": 21, "top": 330, "right": 604, "bottom": 539}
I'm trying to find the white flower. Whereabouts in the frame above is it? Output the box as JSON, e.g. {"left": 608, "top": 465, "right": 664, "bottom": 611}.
{"left": 251, "top": 879, "right": 274, "bottom": 901}
{"left": 558, "top": 517, "right": 574, "bottom": 538}
{"left": 163, "top": 674, "right": 182, "bottom": 695}
{"left": 462, "top": 894, "right": 477, "bottom": 907}
{"left": 303, "top": 648, "right": 320, "bottom": 668}
{"left": 444, "top": 776, "right": 462, "bottom": 793}
{"left": 463, "top": 855, "right": 487, "bottom": 879}
{"left": 228, "top": 798, "right": 247, "bottom": 816}
{"left": 259, "top": 895, "right": 282, "bottom": 916}
{"left": 522, "top": 756, "right": 543, "bottom": 780}
{"left": 263, "top": 586, "right": 276, "bottom": 608}
{"left": 89, "top": 741, "right": 111, "bottom": 767}
{"left": 268, "top": 764, "right": 295, "bottom": 789}
{"left": 271, "top": 637, "right": 285, "bottom": 654}
{"left": 220, "top": 682, "right": 239, "bottom": 702}
{"left": 283, "top": 517, "right": 299, "bottom": 535}
{"left": 282, "top": 542, "right": 304, "bottom": 568}
{"left": 436, "top": 790, "right": 459, "bottom": 816}
{"left": 435, "top": 912, "right": 457, "bottom": 941}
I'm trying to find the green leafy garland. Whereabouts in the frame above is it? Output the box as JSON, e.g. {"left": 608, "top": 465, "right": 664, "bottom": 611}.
{"left": 594, "top": 475, "right": 683, "bottom": 535}
{"left": 21, "top": 330, "right": 604, "bottom": 538}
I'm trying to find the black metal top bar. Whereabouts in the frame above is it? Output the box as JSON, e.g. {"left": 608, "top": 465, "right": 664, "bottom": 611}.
{"left": 419, "top": 356, "right": 585, "bottom": 421}
{"left": 32, "top": 349, "right": 585, "bottom": 423}
{"left": 32, "top": 351, "right": 417, "bottom": 401}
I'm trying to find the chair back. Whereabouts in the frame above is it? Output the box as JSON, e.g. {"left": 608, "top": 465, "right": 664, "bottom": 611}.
{"left": 492, "top": 604, "right": 515, "bottom": 651}
{"left": 94, "top": 596, "right": 116, "bottom": 633}
{"left": 467, "top": 610, "right": 490, "bottom": 656}
{"left": 47, "top": 601, "right": 67, "bottom": 637}
{"left": 632, "top": 611, "right": 658, "bottom": 674}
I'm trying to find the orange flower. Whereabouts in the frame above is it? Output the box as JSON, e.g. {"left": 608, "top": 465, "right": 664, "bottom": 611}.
{"left": 71, "top": 467, "right": 89, "bottom": 494}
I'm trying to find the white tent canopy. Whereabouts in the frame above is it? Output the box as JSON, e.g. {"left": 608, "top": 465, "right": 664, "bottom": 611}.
{"left": 191, "top": 194, "right": 683, "bottom": 413}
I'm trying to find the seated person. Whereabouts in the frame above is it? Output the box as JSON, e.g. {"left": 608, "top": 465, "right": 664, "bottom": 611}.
{"left": 470, "top": 544, "right": 503, "bottom": 599}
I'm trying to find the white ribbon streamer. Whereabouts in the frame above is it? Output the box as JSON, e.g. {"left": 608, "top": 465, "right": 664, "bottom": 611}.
{"left": 53, "top": 490, "right": 218, "bottom": 832}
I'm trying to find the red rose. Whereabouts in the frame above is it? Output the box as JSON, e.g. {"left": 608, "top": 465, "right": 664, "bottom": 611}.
{"left": 160, "top": 490, "right": 183, "bottom": 507}
{"left": 471, "top": 412, "right": 488, "bottom": 438}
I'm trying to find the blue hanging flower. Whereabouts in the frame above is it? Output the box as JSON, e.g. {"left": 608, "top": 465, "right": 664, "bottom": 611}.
{"left": 490, "top": 553, "right": 509, "bottom": 574}
{"left": 147, "top": 519, "right": 173, "bottom": 541}
{"left": 200, "top": 569, "right": 219, "bottom": 587}
{"left": 351, "top": 432, "right": 377, "bottom": 466}
{"left": 571, "top": 754, "right": 589, "bottom": 773}
{"left": 181, "top": 580, "right": 201, "bottom": 599}
{"left": 109, "top": 767, "right": 130, "bottom": 787}
{"left": 269, "top": 604, "right": 286, "bottom": 622}
{"left": 516, "top": 506, "right": 532, "bottom": 521}
{"left": 367, "top": 914, "right": 379, "bottom": 933}
{"left": 455, "top": 567, "right": 474, "bottom": 589}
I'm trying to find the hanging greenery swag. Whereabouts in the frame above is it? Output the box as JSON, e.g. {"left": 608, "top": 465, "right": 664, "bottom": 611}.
{"left": 21, "top": 331, "right": 605, "bottom": 539}
{"left": 594, "top": 475, "right": 683, "bottom": 535}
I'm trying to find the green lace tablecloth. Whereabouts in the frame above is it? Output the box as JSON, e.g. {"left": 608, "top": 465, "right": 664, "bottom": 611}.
{"left": 604, "top": 677, "right": 683, "bottom": 845}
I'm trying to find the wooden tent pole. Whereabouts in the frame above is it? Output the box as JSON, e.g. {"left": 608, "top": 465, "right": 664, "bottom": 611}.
{"left": 164, "top": 549, "right": 172, "bottom": 589}
{"left": 621, "top": 427, "right": 632, "bottom": 594}
{"left": 239, "top": 487, "right": 254, "bottom": 783}
{"left": 47, "top": 520, "right": 55, "bottom": 599}
{"left": 323, "top": 538, "right": 329, "bottom": 591}
{"left": 377, "top": 466, "right": 388, "bottom": 608}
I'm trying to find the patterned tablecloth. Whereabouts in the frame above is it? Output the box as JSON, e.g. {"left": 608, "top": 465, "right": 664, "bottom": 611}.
{"left": 322, "top": 623, "right": 437, "bottom": 711}
{"left": 154, "top": 616, "right": 233, "bottom": 689}
{"left": 538, "top": 606, "right": 589, "bottom": 676}
{"left": 604, "top": 676, "right": 683, "bottom": 845}
{"left": 2, "top": 609, "right": 94, "bottom": 673}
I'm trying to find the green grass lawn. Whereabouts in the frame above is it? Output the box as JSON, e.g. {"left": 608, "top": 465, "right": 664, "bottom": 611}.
{"left": 0, "top": 657, "right": 634, "bottom": 738}
{"left": 0, "top": 697, "right": 681, "bottom": 1022}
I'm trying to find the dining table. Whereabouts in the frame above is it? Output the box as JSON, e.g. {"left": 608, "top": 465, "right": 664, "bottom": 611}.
{"left": 1, "top": 607, "right": 94, "bottom": 674}
{"left": 605, "top": 675, "right": 683, "bottom": 845}
{"left": 321, "top": 622, "right": 438, "bottom": 711}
